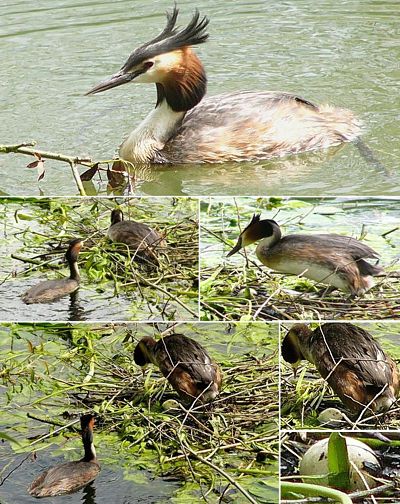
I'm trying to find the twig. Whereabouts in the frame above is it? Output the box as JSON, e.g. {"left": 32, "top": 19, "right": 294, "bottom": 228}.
{"left": 0, "top": 142, "right": 96, "bottom": 195}
{"left": 183, "top": 444, "right": 259, "bottom": 504}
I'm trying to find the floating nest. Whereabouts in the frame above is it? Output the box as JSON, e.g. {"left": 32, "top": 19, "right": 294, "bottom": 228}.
{"left": 280, "top": 364, "right": 400, "bottom": 431}
{"left": 71, "top": 350, "right": 279, "bottom": 448}
{"left": 10, "top": 198, "right": 199, "bottom": 320}
{"left": 200, "top": 265, "right": 400, "bottom": 321}
{"left": 65, "top": 349, "right": 280, "bottom": 501}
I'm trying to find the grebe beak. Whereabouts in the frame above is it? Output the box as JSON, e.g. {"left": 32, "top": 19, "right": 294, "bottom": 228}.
{"left": 86, "top": 70, "right": 139, "bottom": 95}
{"left": 226, "top": 237, "right": 243, "bottom": 257}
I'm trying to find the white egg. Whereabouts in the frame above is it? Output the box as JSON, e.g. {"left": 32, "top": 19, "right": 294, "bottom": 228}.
{"left": 299, "top": 437, "right": 379, "bottom": 491}
{"left": 317, "top": 408, "right": 345, "bottom": 424}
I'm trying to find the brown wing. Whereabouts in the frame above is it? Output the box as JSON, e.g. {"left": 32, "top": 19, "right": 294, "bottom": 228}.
{"left": 108, "top": 221, "right": 165, "bottom": 262}
{"left": 312, "top": 324, "right": 393, "bottom": 388}
{"left": 162, "top": 91, "right": 359, "bottom": 163}
{"left": 21, "top": 279, "right": 78, "bottom": 304}
{"left": 278, "top": 234, "right": 379, "bottom": 260}
{"left": 269, "top": 235, "right": 383, "bottom": 280}
{"left": 108, "top": 221, "right": 164, "bottom": 248}
{"left": 28, "top": 461, "right": 100, "bottom": 497}
{"left": 327, "top": 369, "right": 370, "bottom": 413}
{"left": 154, "top": 334, "right": 220, "bottom": 396}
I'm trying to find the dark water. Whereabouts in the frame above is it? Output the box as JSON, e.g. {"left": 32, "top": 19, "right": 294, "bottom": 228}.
{"left": 1, "top": 0, "right": 399, "bottom": 196}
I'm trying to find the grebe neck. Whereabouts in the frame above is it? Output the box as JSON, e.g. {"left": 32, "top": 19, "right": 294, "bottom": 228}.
{"left": 119, "top": 100, "right": 185, "bottom": 163}
{"left": 81, "top": 429, "right": 96, "bottom": 462}
{"left": 258, "top": 226, "right": 282, "bottom": 250}
{"left": 69, "top": 260, "right": 80, "bottom": 282}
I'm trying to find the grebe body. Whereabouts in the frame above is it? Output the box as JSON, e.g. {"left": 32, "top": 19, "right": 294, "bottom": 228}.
{"left": 87, "top": 8, "right": 360, "bottom": 165}
{"left": 28, "top": 415, "right": 100, "bottom": 498}
{"left": 21, "top": 239, "right": 83, "bottom": 304}
{"left": 227, "top": 215, "right": 383, "bottom": 296}
{"left": 134, "top": 333, "right": 222, "bottom": 403}
{"left": 282, "top": 323, "right": 399, "bottom": 414}
{"left": 108, "top": 209, "right": 166, "bottom": 261}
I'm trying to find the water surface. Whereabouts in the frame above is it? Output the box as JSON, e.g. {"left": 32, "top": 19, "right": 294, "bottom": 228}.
{"left": 1, "top": 0, "right": 399, "bottom": 196}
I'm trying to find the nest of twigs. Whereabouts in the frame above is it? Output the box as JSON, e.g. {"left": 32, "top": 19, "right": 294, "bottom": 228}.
{"left": 200, "top": 265, "right": 400, "bottom": 321}
{"left": 9, "top": 198, "right": 199, "bottom": 320}
{"left": 61, "top": 348, "right": 280, "bottom": 501}
{"left": 71, "top": 352, "right": 279, "bottom": 448}
{"left": 280, "top": 363, "right": 400, "bottom": 431}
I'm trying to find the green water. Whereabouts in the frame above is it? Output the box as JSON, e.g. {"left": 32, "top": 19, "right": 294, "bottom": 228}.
{"left": 1, "top": 0, "right": 399, "bottom": 196}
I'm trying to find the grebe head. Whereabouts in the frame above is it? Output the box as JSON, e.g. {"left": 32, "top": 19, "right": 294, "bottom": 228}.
{"left": 281, "top": 324, "right": 311, "bottom": 366}
{"left": 134, "top": 336, "right": 157, "bottom": 366}
{"left": 227, "top": 215, "right": 281, "bottom": 256}
{"left": 80, "top": 414, "right": 97, "bottom": 462}
{"left": 110, "top": 208, "right": 124, "bottom": 225}
{"left": 66, "top": 239, "right": 84, "bottom": 264}
{"left": 87, "top": 7, "right": 209, "bottom": 112}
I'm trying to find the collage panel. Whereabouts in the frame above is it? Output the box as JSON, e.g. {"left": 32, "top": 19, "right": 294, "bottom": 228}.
{"left": 200, "top": 197, "right": 400, "bottom": 321}
{"left": 280, "top": 322, "right": 400, "bottom": 430}
{"left": 0, "top": 197, "right": 199, "bottom": 322}
{"left": 1, "top": 0, "right": 399, "bottom": 503}
{"left": 280, "top": 431, "right": 400, "bottom": 502}
{"left": 0, "top": 321, "right": 279, "bottom": 503}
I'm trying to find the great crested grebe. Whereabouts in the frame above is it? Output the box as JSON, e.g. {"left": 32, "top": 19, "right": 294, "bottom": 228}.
{"left": 134, "top": 333, "right": 222, "bottom": 403}
{"left": 28, "top": 415, "right": 100, "bottom": 498}
{"left": 86, "top": 7, "right": 361, "bottom": 164}
{"left": 107, "top": 209, "right": 166, "bottom": 261}
{"left": 282, "top": 323, "right": 399, "bottom": 414}
{"left": 21, "top": 239, "right": 83, "bottom": 304}
{"left": 227, "top": 215, "right": 383, "bottom": 296}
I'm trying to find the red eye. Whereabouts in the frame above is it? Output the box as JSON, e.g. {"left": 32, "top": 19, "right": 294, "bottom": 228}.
{"left": 144, "top": 61, "right": 154, "bottom": 70}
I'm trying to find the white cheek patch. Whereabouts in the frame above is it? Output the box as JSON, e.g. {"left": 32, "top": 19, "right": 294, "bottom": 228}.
{"left": 134, "top": 52, "right": 183, "bottom": 84}
{"left": 134, "top": 71, "right": 156, "bottom": 84}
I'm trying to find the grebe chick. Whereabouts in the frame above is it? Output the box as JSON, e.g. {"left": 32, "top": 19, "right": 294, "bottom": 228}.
{"left": 282, "top": 323, "right": 399, "bottom": 414}
{"left": 21, "top": 239, "right": 83, "bottom": 304}
{"left": 86, "top": 7, "right": 360, "bottom": 165}
{"left": 28, "top": 414, "right": 100, "bottom": 498}
{"left": 134, "top": 333, "right": 222, "bottom": 403}
{"left": 227, "top": 215, "right": 383, "bottom": 296}
{"left": 107, "top": 209, "right": 166, "bottom": 261}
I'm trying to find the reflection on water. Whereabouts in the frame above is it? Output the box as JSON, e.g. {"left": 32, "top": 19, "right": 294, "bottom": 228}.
{"left": 0, "top": 0, "right": 399, "bottom": 196}
{"left": 68, "top": 291, "right": 86, "bottom": 321}
{"left": 81, "top": 482, "right": 96, "bottom": 504}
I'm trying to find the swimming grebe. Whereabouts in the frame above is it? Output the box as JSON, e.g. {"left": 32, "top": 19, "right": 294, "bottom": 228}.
{"left": 134, "top": 333, "right": 222, "bottom": 403}
{"left": 227, "top": 215, "right": 383, "bottom": 296}
{"left": 28, "top": 414, "right": 100, "bottom": 497}
{"left": 282, "top": 323, "right": 399, "bottom": 414}
{"left": 107, "top": 209, "right": 166, "bottom": 261}
{"left": 86, "top": 7, "right": 360, "bottom": 164}
{"left": 21, "top": 239, "right": 83, "bottom": 304}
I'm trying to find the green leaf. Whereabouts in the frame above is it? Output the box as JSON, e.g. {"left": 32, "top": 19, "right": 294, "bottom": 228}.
{"left": 327, "top": 433, "right": 351, "bottom": 490}
{"left": 0, "top": 431, "right": 21, "bottom": 445}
